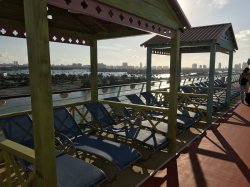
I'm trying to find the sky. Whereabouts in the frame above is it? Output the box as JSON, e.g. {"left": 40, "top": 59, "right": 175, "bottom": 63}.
{"left": 0, "top": 0, "right": 249, "bottom": 68}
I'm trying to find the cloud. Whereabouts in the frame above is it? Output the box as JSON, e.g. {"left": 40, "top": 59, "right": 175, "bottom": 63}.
{"left": 235, "top": 29, "right": 250, "bottom": 49}
{"left": 209, "top": 0, "right": 229, "bottom": 9}
{"left": 0, "top": 52, "right": 10, "bottom": 58}
{"left": 99, "top": 43, "right": 126, "bottom": 51}
{"left": 235, "top": 29, "right": 250, "bottom": 41}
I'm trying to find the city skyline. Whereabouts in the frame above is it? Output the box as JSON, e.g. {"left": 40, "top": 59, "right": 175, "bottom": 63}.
{"left": 0, "top": 0, "right": 249, "bottom": 68}
{"left": 3, "top": 60, "right": 248, "bottom": 71}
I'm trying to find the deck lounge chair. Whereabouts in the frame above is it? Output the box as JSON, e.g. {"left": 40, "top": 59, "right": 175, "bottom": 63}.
{"left": 84, "top": 102, "right": 169, "bottom": 151}
{"left": 180, "top": 86, "right": 226, "bottom": 111}
{"left": 104, "top": 97, "right": 183, "bottom": 135}
{"left": 126, "top": 93, "right": 195, "bottom": 129}
{"left": 53, "top": 107, "right": 141, "bottom": 170}
{"left": 140, "top": 92, "right": 201, "bottom": 123}
{"left": 0, "top": 114, "right": 107, "bottom": 187}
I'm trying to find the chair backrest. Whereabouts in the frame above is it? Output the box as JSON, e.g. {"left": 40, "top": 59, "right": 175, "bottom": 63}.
{"left": 180, "top": 86, "right": 194, "bottom": 93}
{"left": 126, "top": 94, "right": 145, "bottom": 105}
{"left": 53, "top": 108, "right": 83, "bottom": 138}
{"left": 85, "top": 102, "right": 116, "bottom": 129}
{"left": 104, "top": 97, "right": 131, "bottom": 117}
{"left": 141, "top": 92, "right": 160, "bottom": 107}
{"left": 0, "top": 114, "right": 34, "bottom": 148}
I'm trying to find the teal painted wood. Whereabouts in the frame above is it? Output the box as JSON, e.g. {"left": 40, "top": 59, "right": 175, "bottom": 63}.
{"left": 226, "top": 51, "right": 234, "bottom": 105}
{"left": 178, "top": 53, "right": 182, "bottom": 89}
{"left": 218, "top": 30, "right": 235, "bottom": 51}
{"left": 207, "top": 44, "right": 217, "bottom": 125}
{"left": 168, "top": 30, "right": 180, "bottom": 153}
{"left": 23, "top": 0, "right": 57, "bottom": 186}
{"left": 148, "top": 41, "right": 213, "bottom": 49}
{"left": 91, "top": 40, "right": 98, "bottom": 101}
{"left": 146, "top": 47, "right": 152, "bottom": 92}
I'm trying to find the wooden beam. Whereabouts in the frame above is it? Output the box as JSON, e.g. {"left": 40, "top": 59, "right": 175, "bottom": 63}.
{"left": 207, "top": 44, "right": 217, "bottom": 125}
{"left": 23, "top": 0, "right": 57, "bottom": 186}
{"left": 95, "top": 30, "right": 146, "bottom": 40}
{"left": 146, "top": 47, "right": 152, "bottom": 92}
{"left": 168, "top": 29, "right": 180, "bottom": 153}
{"left": 48, "top": 0, "right": 174, "bottom": 37}
{"left": 226, "top": 50, "right": 234, "bottom": 105}
{"left": 90, "top": 40, "right": 98, "bottom": 101}
{"left": 0, "top": 139, "right": 35, "bottom": 164}
{"left": 178, "top": 52, "right": 182, "bottom": 87}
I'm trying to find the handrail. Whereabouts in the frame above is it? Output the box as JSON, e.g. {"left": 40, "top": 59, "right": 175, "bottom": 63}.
{"left": 1, "top": 73, "right": 239, "bottom": 100}
{"left": 0, "top": 139, "right": 35, "bottom": 164}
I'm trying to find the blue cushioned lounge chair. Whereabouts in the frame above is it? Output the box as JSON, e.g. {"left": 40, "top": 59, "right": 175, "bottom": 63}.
{"left": 126, "top": 94, "right": 195, "bottom": 129}
{"left": 105, "top": 97, "right": 183, "bottom": 135}
{"left": 140, "top": 92, "right": 201, "bottom": 123}
{"left": 53, "top": 107, "right": 141, "bottom": 170}
{"left": 0, "top": 114, "right": 107, "bottom": 187}
{"left": 84, "top": 102, "right": 169, "bottom": 151}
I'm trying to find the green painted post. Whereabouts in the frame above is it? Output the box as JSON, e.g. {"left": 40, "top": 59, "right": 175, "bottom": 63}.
{"left": 23, "top": 0, "right": 57, "bottom": 186}
{"left": 168, "top": 30, "right": 180, "bottom": 153}
{"left": 146, "top": 47, "right": 152, "bottom": 92}
{"left": 90, "top": 40, "right": 98, "bottom": 101}
{"left": 207, "top": 44, "right": 217, "bottom": 125}
{"left": 226, "top": 50, "right": 234, "bottom": 106}
{"left": 178, "top": 53, "right": 182, "bottom": 90}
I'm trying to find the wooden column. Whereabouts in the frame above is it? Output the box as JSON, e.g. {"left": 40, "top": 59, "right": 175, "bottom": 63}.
{"left": 226, "top": 50, "right": 234, "bottom": 105}
{"left": 168, "top": 30, "right": 180, "bottom": 153}
{"left": 146, "top": 47, "right": 152, "bottom": 92}
{"left": 178, "top": 52, "right": 182, "bottom": 88}
{"left": 90, "top": 40, "right": 98, "bottom": 101}
{"left": 23, "top": 0, "right": 56, "bottom": 186}
{"left": 207, "top": 44, "right": 217, "bottom": 125}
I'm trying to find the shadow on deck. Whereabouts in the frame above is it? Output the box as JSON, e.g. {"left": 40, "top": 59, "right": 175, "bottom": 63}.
{"left": 140, "top": 102, "right": 250, "bottom": 187}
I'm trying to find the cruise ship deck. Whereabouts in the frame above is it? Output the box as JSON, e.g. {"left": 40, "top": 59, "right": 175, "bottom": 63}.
{"left": 0, "top": 1, "right": 248, "bottom": 186}
{"left": 141, "top": 101, "right": 250, "bottom": 187}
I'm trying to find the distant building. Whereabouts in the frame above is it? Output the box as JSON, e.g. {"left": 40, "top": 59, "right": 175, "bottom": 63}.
{"left": 192, "top": 63, "right": 197, "bottom": 69}
{"left": 218, "top": 62, "right": 221, "bottom": 69}
{"left": 199, "top": 65, "right": 202, "bottom": 69}
{"left": 242, "top": 62, "right": 248, "bottom": 68}
{"left": 203, "top": 65, "right": 207, "bottom": 69}
{"left": 98, "top": 63, "right": 106, "bottom": 69}
{"left": 234, "top": 63, "right": 241, "bottom": 70}
{"left": 140, "top": 62, "right": 142, "bottom": 69}
{"left": 72, "top": 63, "right": 82, "bottom": 67}
{"left": 122, "top": 62, "right": 128, "bottom": 68}
{"left": 13, "top": 61, "right": 19, "bottom": 66}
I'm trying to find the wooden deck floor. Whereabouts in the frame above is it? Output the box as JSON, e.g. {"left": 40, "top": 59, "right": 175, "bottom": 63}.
{"left": 141, "top": 102, "right": 250, "bottom": 187}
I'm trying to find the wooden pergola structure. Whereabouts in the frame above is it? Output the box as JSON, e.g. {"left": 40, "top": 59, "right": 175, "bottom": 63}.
{"left": 141, "top": 23, "right": 238, "bottom": 125}
{"left": 0, "top": 0, "right": 190, "bottom": 185}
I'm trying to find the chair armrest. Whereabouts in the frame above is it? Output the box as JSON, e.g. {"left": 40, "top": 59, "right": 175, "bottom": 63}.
{"left": 78, "top": 123, "right": 97, "bottom": 134}
{"left": 55, "top": 132, "right": 76, "bottom": 154}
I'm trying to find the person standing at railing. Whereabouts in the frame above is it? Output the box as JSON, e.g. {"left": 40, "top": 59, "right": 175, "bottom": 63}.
{"left": 239, "top": 67, "right": 250, "bottom": 103}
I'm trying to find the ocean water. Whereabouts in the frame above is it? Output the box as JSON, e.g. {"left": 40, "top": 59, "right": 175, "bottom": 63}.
{"left": 1, "top": 69, "right": 171, "bottom": 78}
{"left": 1, "top": 69, "right": 137, "bottom": 76}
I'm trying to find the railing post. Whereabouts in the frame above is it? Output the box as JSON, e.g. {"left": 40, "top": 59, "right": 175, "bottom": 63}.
{"left": 141, "top": 82, "right": 145, "bottom": 93}
{"left": 117, "top": 85, "right": 122, "bottom": 97}
{"left": 159, "top": 81, "right": 162, "bottom": 89}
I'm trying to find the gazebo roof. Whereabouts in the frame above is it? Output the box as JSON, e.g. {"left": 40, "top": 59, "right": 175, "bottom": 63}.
{"left": 141, "top": 23, "right": 238, "bottom": 54}
{"left": 0, "top": 0, "right": 191, "bottom": 46}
